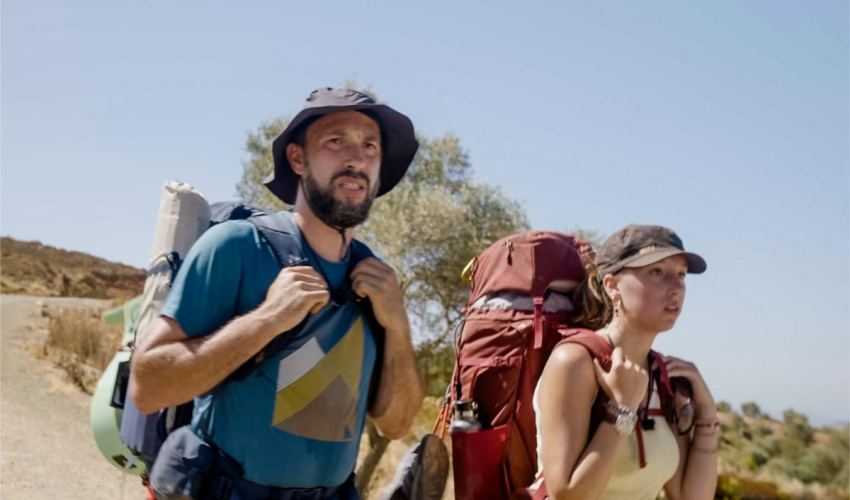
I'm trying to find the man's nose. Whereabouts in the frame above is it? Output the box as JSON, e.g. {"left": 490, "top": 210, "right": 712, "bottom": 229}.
{"left": 343, "top": 143, "right": 369, "bottom": 169}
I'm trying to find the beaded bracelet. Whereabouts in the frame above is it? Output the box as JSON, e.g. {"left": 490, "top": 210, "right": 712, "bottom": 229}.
{"left": 694, "top": 419, "right": 720, "bottom": 431}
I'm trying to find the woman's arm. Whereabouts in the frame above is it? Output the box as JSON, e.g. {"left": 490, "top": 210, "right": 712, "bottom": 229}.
{"left": 662, "top": 356, "right": 719, "bottom": 500}
{"left": 539, "top": 344, "right": 647, "bottom": 500}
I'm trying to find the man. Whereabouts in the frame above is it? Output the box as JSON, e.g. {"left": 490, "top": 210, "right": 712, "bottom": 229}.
{"left": 129, "top": 88, "right": 425, "bottom": 499}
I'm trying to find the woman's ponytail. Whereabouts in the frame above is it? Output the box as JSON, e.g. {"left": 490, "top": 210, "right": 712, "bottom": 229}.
{"left": 571, "top": 241, "right": 614, "bottom": 330}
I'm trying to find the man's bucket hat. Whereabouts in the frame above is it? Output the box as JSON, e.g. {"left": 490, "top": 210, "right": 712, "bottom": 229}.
{"left": 265, "top": 87, "right": 419, "bottom": 205}
{"left": 595, "top": 224, "right": 707, "bottom": 276}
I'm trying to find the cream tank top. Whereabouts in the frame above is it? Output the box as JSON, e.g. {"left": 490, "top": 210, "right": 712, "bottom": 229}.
{"left": 532, "top": 382, "right": 681, "bottom": 500}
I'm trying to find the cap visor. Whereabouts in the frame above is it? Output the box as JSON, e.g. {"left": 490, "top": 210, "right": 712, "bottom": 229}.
{"left": 622, "top": 249, "right": 707, "bottom": 274}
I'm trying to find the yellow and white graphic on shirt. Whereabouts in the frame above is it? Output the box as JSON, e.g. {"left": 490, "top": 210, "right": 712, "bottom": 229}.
{"left": 271, "top": 318, "right": 364, "bottom": 441}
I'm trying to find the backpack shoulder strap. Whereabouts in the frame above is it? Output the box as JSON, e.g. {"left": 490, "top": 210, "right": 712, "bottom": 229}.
{"left": 348, "top": 238, "right": 374, "bottom": 265}
{"left": 347, "top": 238, "right": 386, "bottom": 410}
{"left": 556, "top": 328, "right": 612, "bottom": 367}
{"left": 649, "top": 349, "right": 694, "bottom": 429}
{"left": 222, "top": 212, "right": 307, "bottom": 382}
{"left": 649, "top": 350, "right": 672, "bottom": 396}
{"left": 247, "top": 211, "right": 308, "bottom": 267}
{"left": 226, "top": 213, "right": 386, "bottom": 401}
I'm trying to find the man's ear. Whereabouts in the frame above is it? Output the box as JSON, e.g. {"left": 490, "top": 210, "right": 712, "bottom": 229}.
{"left": 287, "top": 143, "right": 306, "bottom": 175}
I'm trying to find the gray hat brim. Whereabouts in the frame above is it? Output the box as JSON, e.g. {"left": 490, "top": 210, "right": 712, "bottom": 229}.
{"left": 603, "top": 248, "right": 707, "bottom": 275}
{"left": 265, "top": 103, "right": 418, "bottom": 205}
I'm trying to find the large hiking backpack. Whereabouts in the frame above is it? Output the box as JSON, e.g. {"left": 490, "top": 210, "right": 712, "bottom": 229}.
{"left": 91, "top": 181, "right": 385, "bottom": 477}
{"left": 434, "top": 230, "right": 587, "bottom": 499}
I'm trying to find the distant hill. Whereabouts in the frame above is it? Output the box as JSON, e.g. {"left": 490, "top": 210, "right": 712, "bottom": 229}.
{"left": 0, "top": 237, "right": 144, "bottom": 301}
{"left": 716, "top": 405, "right": 849, "bottom": 499}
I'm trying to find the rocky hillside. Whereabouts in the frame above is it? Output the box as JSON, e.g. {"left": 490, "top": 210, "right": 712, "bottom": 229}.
{"left": 0, "top": 237, "right": 144, "bottom": 301}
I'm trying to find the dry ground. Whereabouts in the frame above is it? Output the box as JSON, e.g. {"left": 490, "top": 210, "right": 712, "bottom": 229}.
{"left": 1, "top": 295, "right": 147, "bottom": 500}
{"left": 0, "top": 294, "right": 453, "bottom": 499}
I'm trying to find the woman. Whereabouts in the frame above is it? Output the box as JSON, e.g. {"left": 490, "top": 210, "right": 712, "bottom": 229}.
{"left": 532, "top": 224, "right": 718, "bottom": 500}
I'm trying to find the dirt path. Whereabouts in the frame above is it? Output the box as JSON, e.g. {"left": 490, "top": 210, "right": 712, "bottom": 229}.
{"left": 1, "top": 295, "right": 147, "bottom": 500}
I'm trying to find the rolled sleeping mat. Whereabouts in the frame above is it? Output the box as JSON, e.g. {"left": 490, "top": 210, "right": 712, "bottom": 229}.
{"left": 135, "top": 181, "right": 211, "bottom": 345}
{"left": 149, "top": 180, "right": 213, "bottom": 264}
{"left": 122, "top": 181, "right": 210, "bottom": 468}
{"left": 90, "top": 181, "right": 212, "bottom": 474}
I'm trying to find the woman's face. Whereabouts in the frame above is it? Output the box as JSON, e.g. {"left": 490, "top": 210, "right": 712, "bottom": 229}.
{"left": 610, "top": 254, "right": 688, "bottom": 334}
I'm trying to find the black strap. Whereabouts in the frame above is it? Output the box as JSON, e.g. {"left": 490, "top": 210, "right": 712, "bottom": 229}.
{"left": 222, "top": 212, "right": 386, "bottom": 402}
{"left": 205, "top": 471, "right": 357, "bottom": 500}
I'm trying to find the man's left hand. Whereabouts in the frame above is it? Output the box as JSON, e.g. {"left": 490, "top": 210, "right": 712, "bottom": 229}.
{"left": 351, "top": 258, "right": 409, "bottom": 333}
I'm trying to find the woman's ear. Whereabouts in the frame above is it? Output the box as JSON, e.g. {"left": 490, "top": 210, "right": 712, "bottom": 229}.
{"left": 602, "top": 273, "right": 620, "bottom": 303}
{"left": 287, "top": 143, "right": 306, "bottom": 175}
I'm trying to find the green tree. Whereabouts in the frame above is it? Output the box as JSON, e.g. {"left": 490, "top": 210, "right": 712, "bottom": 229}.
{"left": 567, "top": 228, "right": 605, "bottom": 249}
{"left": 716, "top": 400, "right": 732, "bottom": 413}
{"left": 741, "top": 401, "right": 763, "bottom": 419}
{"left": 236, "top": 117, "right": 291, "bottom": 211}
{"left": 782, "top": 408, "right": 814, "bottom": 444}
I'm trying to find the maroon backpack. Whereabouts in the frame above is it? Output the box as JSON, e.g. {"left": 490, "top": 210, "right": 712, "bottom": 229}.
{"left": 434, "top": 230, "right": 587, "bottom": 499}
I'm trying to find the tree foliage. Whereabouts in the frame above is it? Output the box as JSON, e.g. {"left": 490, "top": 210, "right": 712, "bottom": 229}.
{"left": 235, "top": 117, "right": 291, "bottom": 212}
{"left": 741, "top": 401, "right": 763, "bottom": 419}
{"left": 361, "top": 134, "right": 528, "bottom": 340}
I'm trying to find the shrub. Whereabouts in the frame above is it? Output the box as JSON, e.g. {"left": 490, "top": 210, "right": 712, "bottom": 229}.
{"left": 44, "top": 308, "right": 121, "bottom": 391}
{"left": 715, "top": 473, "right": 791, "bottom": 499}
{"left": 742, "top": 402, "right": 763, "bottom": 419}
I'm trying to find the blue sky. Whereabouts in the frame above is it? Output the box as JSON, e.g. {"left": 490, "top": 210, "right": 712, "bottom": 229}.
{"left": 3, "top": 1, "right": 848, "bottom": 425}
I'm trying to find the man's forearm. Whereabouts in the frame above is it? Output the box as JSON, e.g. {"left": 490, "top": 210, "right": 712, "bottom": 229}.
{"left": 369, "top": 322, "right": 424, "bottom": 439}
{"left": 130, "top": 308, "right": 282, "bottom": 413}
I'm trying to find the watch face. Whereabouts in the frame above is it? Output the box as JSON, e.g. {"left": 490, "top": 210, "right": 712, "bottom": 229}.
{"left": 616, "top": 412, "right": 637, "bottom": 435}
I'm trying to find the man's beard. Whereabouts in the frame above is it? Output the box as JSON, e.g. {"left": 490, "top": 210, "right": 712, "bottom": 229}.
{"left": 301, "top": 162, "right": 378, "bottom": 229}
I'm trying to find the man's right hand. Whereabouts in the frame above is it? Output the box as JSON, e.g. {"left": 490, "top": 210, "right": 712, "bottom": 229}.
{"left": 257, "top": 266, "right": 329, "bottom": 332}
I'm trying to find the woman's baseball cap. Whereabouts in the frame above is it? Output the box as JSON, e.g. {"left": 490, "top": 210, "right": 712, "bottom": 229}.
{"left": 595, "top": 225, "right": 707, "bottom": 276}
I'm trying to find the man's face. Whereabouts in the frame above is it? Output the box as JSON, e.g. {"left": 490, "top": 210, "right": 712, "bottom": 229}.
{"left": 289, "top": 110, "right": 382, "bottom": 228}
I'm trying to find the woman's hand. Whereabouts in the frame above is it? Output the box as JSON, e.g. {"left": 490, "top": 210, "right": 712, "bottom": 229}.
{"left": 664, "top": 355, "right": 716, "bottom": 419}
{"left": 593, "top": 346, "right": 649, "bottom": 409}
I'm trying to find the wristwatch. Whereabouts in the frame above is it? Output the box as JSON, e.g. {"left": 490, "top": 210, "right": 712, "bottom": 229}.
{"left": 602, "top": 400, "right": 638, "bottom": 436}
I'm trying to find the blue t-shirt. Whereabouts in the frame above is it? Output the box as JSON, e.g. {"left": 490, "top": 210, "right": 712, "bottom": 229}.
{"left": 160, "top": 220, "right": 378, "bottom": 488}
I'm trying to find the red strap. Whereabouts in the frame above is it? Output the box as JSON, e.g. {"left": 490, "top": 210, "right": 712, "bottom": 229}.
{"left": 635, "top": 423, "right": 647, "bottom": 469}
{"left": 528, "top": 479, "right": 548, "bottom": 500}
{"left": 533, "top": 298, "right": 544, "bottom": 349}
{"left": 652, "top": 350, "right": 673, "bottom": 396}
{"left": 556, "top": 329, "right": 612, "bottom": 368}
